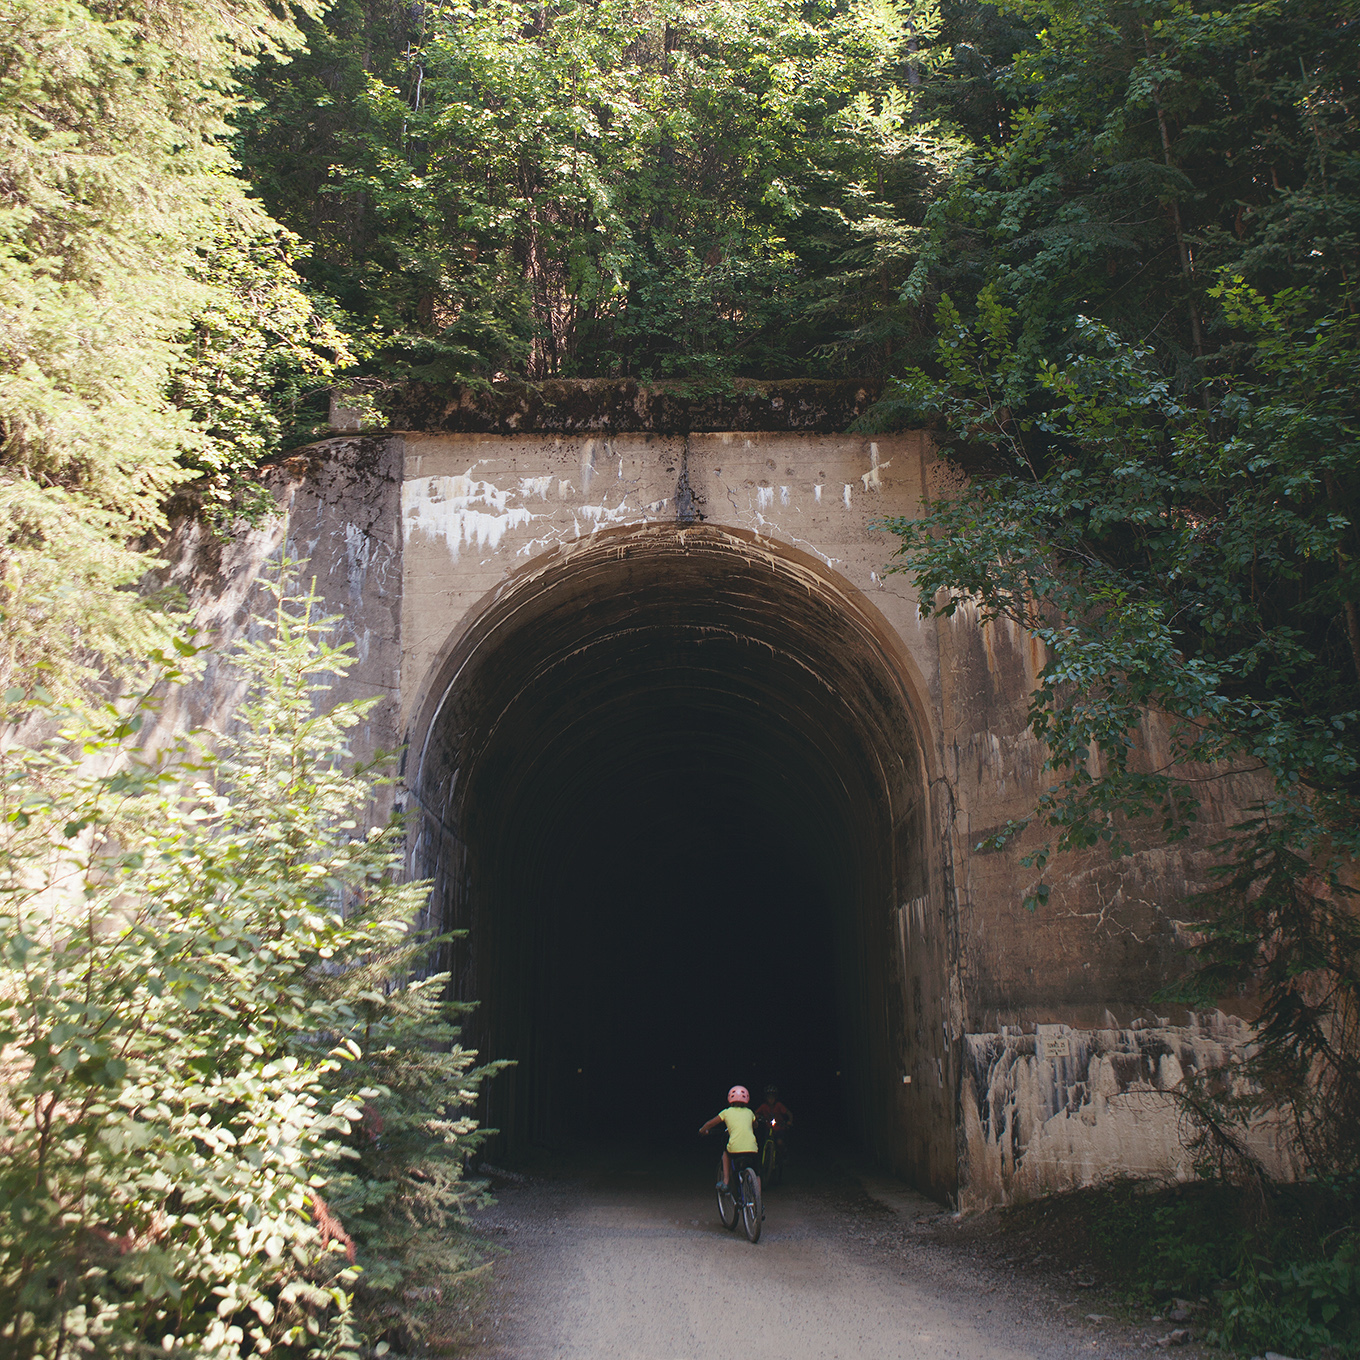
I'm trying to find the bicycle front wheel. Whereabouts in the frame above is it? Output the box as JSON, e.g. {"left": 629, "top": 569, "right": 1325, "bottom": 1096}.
{"left": 741, "top": 1168, "right": 762, "bottom": 1243}
{"left": 761, "top": 1136, "right": 778, "bottom": 1187}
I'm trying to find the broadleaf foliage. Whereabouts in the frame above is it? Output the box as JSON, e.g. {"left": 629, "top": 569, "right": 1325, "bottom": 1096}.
{"left": 0, "top": 570, "right": 499, "bottom": 1358}
{"left": 879, "top": 0, "right": 1360, "bottom": 1178}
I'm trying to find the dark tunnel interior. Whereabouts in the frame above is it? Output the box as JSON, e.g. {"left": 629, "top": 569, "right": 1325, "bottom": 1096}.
{"left": 519, "top": 757, "right": 844, "bottom": 1144}
{"left": 409, "top": 526, "right": 944, "bottom": 1181}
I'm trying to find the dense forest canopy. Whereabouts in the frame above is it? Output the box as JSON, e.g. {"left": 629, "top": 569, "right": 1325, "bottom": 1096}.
{"left": 2, "top": 0, "right": 1359, "bottom": 1354}
{"left": 239, "top": 0, "right": 954, "bottom": 383}
{"left": 878, "top": 0, "right": 1360, "bottom": 1180}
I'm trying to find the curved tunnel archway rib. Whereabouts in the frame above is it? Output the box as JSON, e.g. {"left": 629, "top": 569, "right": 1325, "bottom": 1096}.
{"left": 407, "top": 524, "right": 958, "bottom": 1196}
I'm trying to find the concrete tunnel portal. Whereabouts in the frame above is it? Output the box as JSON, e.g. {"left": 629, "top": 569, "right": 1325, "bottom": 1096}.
{"left": 407, "top": 523, "right": 954, "bottom": 1193}
{"left": 160, "top": 425, "right": 1270, "bottom": 1205}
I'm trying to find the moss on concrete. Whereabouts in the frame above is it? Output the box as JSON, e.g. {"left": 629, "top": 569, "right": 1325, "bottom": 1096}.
{"left": 379, "top": 378, "right": 880, "bottom": 434}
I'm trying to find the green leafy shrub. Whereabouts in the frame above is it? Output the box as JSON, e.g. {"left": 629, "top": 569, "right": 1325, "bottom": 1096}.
{"left": 1025, "top": 1178, "right": 1360, "bottom": 1358}
{"left": 171, "top": 222, "right": 356, "bottom": 529}
{"left": 1217, "top": 1238, "right": 1360, "bottom": 1359}
{"left": 0, "top": 569, "right": 498, "bottom": 1358}
{"left": 1084, "top": 1181, "right": 1246, "bottom": 1303}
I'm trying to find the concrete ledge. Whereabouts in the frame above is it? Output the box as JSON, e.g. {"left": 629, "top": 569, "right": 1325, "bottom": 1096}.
{"left": 376, "top": 377, "right": 880, "bottom": 434}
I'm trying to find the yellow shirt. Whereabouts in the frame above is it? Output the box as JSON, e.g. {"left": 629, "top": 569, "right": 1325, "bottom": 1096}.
{"left": 718, "top": 1105, "right": 758, "bottom": 1154}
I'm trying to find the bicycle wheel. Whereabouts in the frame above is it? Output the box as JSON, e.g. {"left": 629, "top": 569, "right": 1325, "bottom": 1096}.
{"left": 761, "top": 1136, "right": 779, "bottom": 1188}
{"left": 741, "top": 1167, "right": 762, "bottom": 1242}
{"left": 716, "top": 1165, "right": 737, "bottom": 1230}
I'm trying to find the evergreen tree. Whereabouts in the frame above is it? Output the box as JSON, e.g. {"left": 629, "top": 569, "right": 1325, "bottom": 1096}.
{"left": 314, "top": 958, "right": 500, "bottom": 1351}
{"left": 0, "top": 0, "right": 347, "bottom": 701}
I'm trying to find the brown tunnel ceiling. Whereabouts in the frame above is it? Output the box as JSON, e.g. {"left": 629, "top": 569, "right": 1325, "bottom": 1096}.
{"left": 406, "top": 524, "right": 952, "bottom": 1188}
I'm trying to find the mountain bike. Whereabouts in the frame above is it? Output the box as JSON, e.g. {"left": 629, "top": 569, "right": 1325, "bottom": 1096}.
{"left": 715, "top": 1154, "right": 762, "bottom": 1243}
{"left": 760, "top": 1116, "right": 785, "bottom": 1188}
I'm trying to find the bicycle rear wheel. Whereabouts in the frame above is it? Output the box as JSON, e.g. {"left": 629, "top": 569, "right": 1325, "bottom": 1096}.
{"left": 716, "top": 1164, "right": 737, "bottom": 1230}
{"left": 741, "top": 1167, "right": 762, "bottom": 1242}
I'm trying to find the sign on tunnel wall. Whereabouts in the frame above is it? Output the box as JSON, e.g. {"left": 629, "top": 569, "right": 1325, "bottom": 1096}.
{"left": 161, "top": 427, "right": 1287, "bottom": 1208}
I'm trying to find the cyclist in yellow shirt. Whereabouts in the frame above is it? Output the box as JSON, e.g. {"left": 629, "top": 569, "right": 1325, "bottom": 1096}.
{"left": 699, "top": 1085, "right": 761, "bottom": 1194}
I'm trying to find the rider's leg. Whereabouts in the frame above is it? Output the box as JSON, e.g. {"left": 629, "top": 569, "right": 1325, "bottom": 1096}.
{"left": 722, "top": 1150, "right": 732, "bottom": 1186}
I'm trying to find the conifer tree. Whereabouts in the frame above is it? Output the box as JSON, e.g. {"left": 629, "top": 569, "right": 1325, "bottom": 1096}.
{"left": 0, "top": 0, "right": 347, "bottom": 701}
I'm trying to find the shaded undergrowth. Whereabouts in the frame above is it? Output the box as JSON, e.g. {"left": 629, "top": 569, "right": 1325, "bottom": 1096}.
{"left": 997, "top": 1178, "right": 1360, "bottom": 1358}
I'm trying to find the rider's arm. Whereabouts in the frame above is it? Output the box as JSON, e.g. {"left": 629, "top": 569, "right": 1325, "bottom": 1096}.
{"left": 698, "top": 1113, "right": 723, "bottom": 1135}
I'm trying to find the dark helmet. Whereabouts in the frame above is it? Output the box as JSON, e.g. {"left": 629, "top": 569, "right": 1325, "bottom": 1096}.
{"left": 763, "top": 1084, "right": 779, "bottom": 1099}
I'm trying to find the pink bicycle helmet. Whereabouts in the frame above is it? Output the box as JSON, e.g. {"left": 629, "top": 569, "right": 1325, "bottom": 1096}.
{"left": 727, "top": 1085, "right": 750, "bottom": 1105}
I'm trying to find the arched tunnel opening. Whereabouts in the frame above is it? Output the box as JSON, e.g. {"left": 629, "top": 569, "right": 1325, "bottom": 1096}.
{"left": 408, "top": 524, "right": 953, "bottom": 1193}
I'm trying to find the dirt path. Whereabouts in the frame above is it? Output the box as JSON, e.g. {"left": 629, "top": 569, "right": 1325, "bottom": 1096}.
{"left": 453, "top": 1147, "right": 1162, "bottom": 1360}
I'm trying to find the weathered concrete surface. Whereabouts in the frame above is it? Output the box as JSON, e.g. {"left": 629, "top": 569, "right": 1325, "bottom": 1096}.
{"left": 397, "top": 431, "right": 935, "bottom": 733}
{"left": 161, "top": 425, "right": 1270, "bottom": 1211}
{"left": 152, "top": 437, "right": 405, "bottom": 851}
{"left": 961, "top": 1014, "right": 1299, "bottom": 1205}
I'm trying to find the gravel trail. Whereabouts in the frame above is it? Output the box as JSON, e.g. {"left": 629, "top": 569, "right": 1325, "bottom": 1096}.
{"left": 457, "top": 1147, "right": 1152, "bottom": 1360}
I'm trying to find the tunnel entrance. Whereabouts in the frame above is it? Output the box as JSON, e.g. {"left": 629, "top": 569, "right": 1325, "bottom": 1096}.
{"left": 407, "top": 524, "right": 953, "bottom": 1193}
